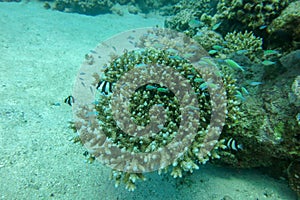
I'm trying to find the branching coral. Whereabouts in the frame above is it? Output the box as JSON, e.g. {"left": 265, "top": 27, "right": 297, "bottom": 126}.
{"left": 222, "top": 31, "right": 263, "bottom": 62}
{"left": 192, "top": 27, "right": 225, "bottom": 51}
{"left": 73, "top": 28, "right": 243, "bottom": 191}
{"left": 193, "top": 29, "right": 263, "bottom": 62}
{"left": 164, "top": 0, "right": 214, "bottom": 32}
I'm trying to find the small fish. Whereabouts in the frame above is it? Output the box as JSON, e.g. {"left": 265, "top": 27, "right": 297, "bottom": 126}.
{"left": 188, "top": 19, "right": 201, "bottom": 28}
{"left": 195, "top": 31, "right": 203, "bottom": 37}
{"left": 212, "top": 45, "right": 223, "bottom": 50}
{"left": 263, "top": 50, "right": 279, "bottom": 56}
{"left": 249, "top": 81, "right": 263, "bottom": 86}
{"left": 168, "top": 55, "right": 183, "bottom": 60}
{"left": 157, "top": 87, "right": 169, "bottom": 93}
{"left": 176, "top": 66, "right": 183, "bottom": 70}
{"left": 259, "top": 25, "right": 267, "bottom": 30}
{"left": 226, "top": 138, "right": 243, "bottom": 151}
{"left": 235, "top": 91, "right": 246, "bottom": 101}
{"left": 241, "top": 87, "right": 249, "bottom": 95}
{"left": 199, "top": 82, "right": 208, "bottom": 91}
{"left": 194, "top": 77, "right": 204, "bottom": 83}
{"left": 262, "top": 60, "right": 276, "bottom": 66}
{"left": 187, "top": 74, "right": 195, "bottom": 79}
{"left": 64, "top": 95, "right": 74, "bottom": 106}
{"left": 296, "top": 113, "right": 300, "bottom": 121}
{"left": 96, "top": 81, "right": 112, "bottom": 95}
{"left": 212, "top": 22, "right": 222, "bottom": 30}
{"left": 146, "top": 85, "right": 157, "bottom": 90}
{"left": 199, "top": 82, "right": 217, "bottom": 90}
{"left": 224, "top": 59, "right": 245, "bottom": 71}
{"left": 208, "top": 50, "right": 218, "bottom": 55}
{"left": 236, "top": 49, "right": 248, "bottom": 55}
{"left": 127, "top": 35, "right": 135, "bottom": 40}
{"left": 136, "top": 63, "right": 147, "bottom": 68}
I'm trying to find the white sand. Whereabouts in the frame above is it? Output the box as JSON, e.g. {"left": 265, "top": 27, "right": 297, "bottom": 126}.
{"left": 0, "top": 1, "right": 297, "bottom": 199}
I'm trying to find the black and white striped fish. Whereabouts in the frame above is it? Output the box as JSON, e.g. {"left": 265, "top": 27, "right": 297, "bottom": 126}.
{"left": 96, "top": 81, "right": 112, "bottom": 95}
{"left": 226, "top": 138, "right": 243, "bottom": 151}
{"left": 64, "top": 95, "right": 75, "bottom": 106}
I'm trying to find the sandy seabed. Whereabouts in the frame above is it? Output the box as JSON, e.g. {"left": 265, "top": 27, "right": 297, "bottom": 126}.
{"left": 0, "top": 1, "right": 298, "bottom": 199}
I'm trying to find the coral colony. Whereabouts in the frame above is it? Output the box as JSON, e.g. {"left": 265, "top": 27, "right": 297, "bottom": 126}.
{"left": 58, "top": 0, "right": 300, "bottom": 196}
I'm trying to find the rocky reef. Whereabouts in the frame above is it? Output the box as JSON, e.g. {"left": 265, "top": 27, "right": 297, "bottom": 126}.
{"left": 43, "top": 0, "right": 180, "bottom": 15}
{"left": 165, "top": 0, "right": 299, "bottom": 52}
{"left": 61, "top": 0, "right": 300, "bottom": 196}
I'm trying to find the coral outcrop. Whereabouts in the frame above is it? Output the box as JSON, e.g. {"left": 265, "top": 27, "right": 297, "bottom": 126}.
{"left": 51, "top": 0, "right": 180, "bottom": 15}
{"left": 53, "top": 0, "right": 113, "bottom": 15}
{"left": 222, "top": 31, "right": 263, "bottom": 62}
{"left": 73, "top": 28, "right": 243, "bottom": 191}
{"left": 267, "top": 0, "right": 300, "bottom": 49}
{"left": 193, "top": 29, "right": 263, "bottom": 62}
{"left": 216, "top": 0, "right": 291, "bottom": 30}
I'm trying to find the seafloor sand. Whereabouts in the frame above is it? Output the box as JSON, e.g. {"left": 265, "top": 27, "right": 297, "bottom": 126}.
{"left": 0, "top": 1, "right": 298, "bottom": 199}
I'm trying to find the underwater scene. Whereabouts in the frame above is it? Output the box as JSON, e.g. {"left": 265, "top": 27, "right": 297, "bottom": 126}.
{"left": 0, "top": 0, "right": 300, "bottom": 199}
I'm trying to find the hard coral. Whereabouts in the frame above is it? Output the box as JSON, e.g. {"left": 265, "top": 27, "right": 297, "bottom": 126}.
{"left": 53, "top": 0, "right": 114, "bottom": 15}
{"left": 216, "top": 0, "right": 291, "bottom": 29}
{"left": 164, "top": 0, "right": 214, "bottom": 32}
{"left": 223, "top": 31, "right": 263, "bottom": 62}
{"left": 192, "top": 27, "right": 224, "bottom": 51}
{"left": 75, "top": 29, "right": 243, "bottom": 191}
{"left": 267, "top": 1, "right": 300, "bottom": 49}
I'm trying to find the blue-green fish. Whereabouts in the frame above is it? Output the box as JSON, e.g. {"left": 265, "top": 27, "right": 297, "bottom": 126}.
{"left": 236, "top": 49, "right": 248, "bottom": 55}
{"left": 259, "top": 25, "right": 267, "bottom": 30}
{"left": 157, "top": 87, "right": 169, "bottom": 93}
{"left": 212, "top": 45, "right": 223, "bottom": 50}
{"left": 187, "top": 74, "right": 195, "bottom": 79}
{"left": 249, "top": 81, "right": 263, "bottom": 86}
{"left": 194, "top": 77, "right": 204, "bottom": 83}
{"left": 224, "top": 59, "right": 245, "bottom": 71}
{"left": 263, "top": 50, "right": 279, "bottom": 56}
{"left": 136, "top": 63, "right": 147, "bottom": 68}
{"left": 199, "top": 82, "right": 208, "bottom": 91}
{"left": 235, "top": 91, "right": 246, "bottom": 101}
{"left": 146, "top": 85, "right": 157, "bottom": 90}
{"left": 168, "top": 55, "right": 183, "bottom": 60}
{"left": 208, "top": 50, "right": 218, "bottom": 55}
{"left": 212, "top": 22, "right": 222, "bottom": 30}
{"left": 241, "top": 87, "right": 249, "bottom": 95}
{"left": 262, "top": 60, "right": 276, "bottom": 66}
{"left": 188, "top": 19, "right": 201, "bottom": 28}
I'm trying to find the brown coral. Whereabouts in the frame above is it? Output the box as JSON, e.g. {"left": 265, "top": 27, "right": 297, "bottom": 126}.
{"left": 216, "top": 0, "right": 291, "bottom": 29}
{"left": 267, "top": 1, "right": 300, "bottom": 46}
